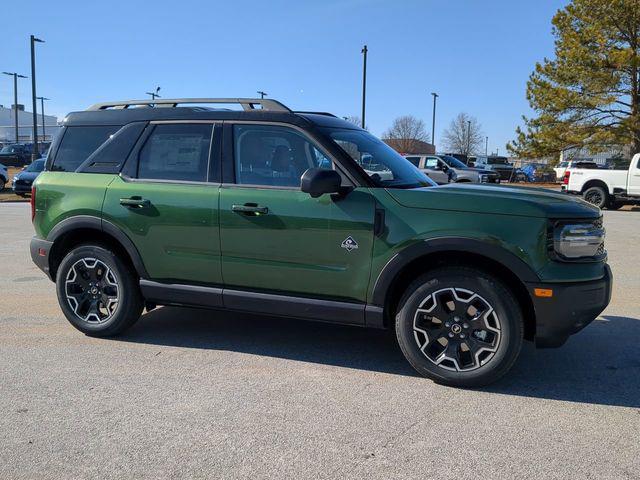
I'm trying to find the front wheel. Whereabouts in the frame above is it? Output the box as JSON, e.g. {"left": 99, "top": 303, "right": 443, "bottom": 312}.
{"left": 395, "top": 267, "right": 523, "bottom": 387}
{"left": 55, "top": 244, "right": 143, "bottom": 336}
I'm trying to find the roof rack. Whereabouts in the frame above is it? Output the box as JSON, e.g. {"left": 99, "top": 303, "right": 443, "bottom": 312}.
{"left": 86, "top": 98, "right": 291, "bottom": 112}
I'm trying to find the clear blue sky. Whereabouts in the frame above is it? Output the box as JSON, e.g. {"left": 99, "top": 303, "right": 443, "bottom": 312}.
{"left": 2, "top": 0, "right": 567, "bottom": 153}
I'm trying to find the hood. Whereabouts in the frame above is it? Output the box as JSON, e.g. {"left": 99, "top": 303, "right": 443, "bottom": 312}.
{"left": 386, "top": 183, "right": 600, "bottom": 219}
{"left": 14, "top": 171, "right": 40, "bottom": 181}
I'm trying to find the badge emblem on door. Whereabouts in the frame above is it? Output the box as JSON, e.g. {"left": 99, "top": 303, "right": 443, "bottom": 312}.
{"left": 341, "top": 236, "right": 359, "bottom": 252}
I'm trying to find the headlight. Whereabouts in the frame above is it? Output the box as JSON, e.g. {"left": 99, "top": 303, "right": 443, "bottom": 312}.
{"left": 552, "top": 218, "right": 605, "bottom": 260}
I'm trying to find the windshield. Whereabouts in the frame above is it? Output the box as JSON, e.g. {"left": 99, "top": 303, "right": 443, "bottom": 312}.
{"left": 25, "top": 160, "right": 45, "bottom": 172}
{"left": 488, "top": 157, "right": 509, "bottom": 165}
{"left": 439, "top": 155, "right": 468, "bottom": 169}
{"left": 1, "top": 146, "right": 17, "bottom": 153}
{"left": 321, "top": 128, "right": 436, "bottom": 188}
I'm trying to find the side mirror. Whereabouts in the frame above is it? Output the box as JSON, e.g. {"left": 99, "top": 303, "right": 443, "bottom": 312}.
{"left": 301, "top": 168, "right": 342, "bottom": 198}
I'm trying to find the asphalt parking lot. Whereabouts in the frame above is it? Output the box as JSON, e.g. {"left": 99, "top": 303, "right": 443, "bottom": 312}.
{"left": 1, "top": 203, "right": 638, "bottom": 480}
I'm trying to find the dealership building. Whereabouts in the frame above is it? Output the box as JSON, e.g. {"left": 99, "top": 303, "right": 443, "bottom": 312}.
{"left": 0, "top": 104, "right": 60, "bottom": 144}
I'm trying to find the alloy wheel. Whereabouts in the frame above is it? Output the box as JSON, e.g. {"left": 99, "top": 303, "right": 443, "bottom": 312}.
{"left": 413, "top": 287, "right": 501, "bottom": 372}
{"left": 64, "top": 258, "right": 119, "bottom": 324}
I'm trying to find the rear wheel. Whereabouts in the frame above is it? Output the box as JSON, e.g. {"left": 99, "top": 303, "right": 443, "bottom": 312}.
{"left": 583, "top": 186, "right": 608, "bottom": 209}
{"left": 395, "top": 267, "right": 523, "bottom": 387}
{"left": 55, "top": 244, "right": 143, "bottom": 336}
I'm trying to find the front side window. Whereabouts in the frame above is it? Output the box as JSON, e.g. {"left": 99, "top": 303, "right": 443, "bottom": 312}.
{"left": 233, "top": 124, "right": 332, "bottom": 187}
{"left": 51, "top": 126, "right": 119, "bottom": 172}
{"left": 138, "top": 124, "right": 212, "bottom": 182}
{"left": 321, "top": 128, "right": 435, "bottom": 188}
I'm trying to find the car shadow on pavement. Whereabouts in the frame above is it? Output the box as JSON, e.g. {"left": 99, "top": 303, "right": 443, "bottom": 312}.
{"left": 119, "top": 309, "right": 640, "bottom": 408}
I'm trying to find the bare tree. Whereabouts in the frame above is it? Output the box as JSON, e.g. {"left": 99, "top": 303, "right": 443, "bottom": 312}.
{"left": 442, "top": 113, "right": 484, "bottom": 157}
{"left": 383, "top": 115, "right": 431, "bottom": 153}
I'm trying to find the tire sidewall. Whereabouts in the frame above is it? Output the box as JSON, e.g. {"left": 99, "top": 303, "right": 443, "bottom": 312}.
{"left": 395, "top": 268, "right": 523, "bottom": 387}
{"left": 55, "top": 244, "right": 138, "bottom": 336}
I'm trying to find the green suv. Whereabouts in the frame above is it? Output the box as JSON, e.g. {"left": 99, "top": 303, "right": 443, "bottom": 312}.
{"left": 30, "top": 98, "right": 612, "bottom": 387}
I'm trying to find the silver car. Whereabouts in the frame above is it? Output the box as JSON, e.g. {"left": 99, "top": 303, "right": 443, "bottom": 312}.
{"left": 404, "top": 154, "right": 500, "bottom": 185}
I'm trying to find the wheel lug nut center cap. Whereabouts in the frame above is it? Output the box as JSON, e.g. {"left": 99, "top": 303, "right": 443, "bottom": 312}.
{"left": 90, "top": 287, "right": 99, "bottom": 295}
{"left": 451, "top": 323, "right": 462, "bottom": 334}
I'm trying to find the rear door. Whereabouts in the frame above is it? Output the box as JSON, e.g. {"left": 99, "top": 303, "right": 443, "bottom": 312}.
{"left": 219, "top": 122, "right": 376, "bottom": 305}
{"left": 103, "top": 122, "right": 222, "bottom": 286}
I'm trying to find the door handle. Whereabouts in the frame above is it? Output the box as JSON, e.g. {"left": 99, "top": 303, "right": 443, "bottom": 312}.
{"left": 231, "top": 203, "right": 269, "bottom": 215}
{"left": 120, "top": 196, "right": 151, "bottom": 209}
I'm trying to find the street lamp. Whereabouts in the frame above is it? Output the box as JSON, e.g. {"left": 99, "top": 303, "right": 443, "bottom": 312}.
{"left": 30, "top": 35, "right": 45, "bottom": 160}
{"left": 146, "top": 86, "right": 161, "bottom": 100}
{"left": 361, "top": 45, "right": 368, "bottom": 129}
{"left": 36, "top": 96, "right": 50, "bottom": 140}
{"left": 2, "top": 71, "right": 28, "bottom": 144}
{"left": 430, "top": 92, "right": 438, "bottom": 149}
{"left": 257, "top": 90, "right": 267, "bottom": 99}
{"left": 485, "top": 136, "right": 488, "bottom": 156}
{"left": 466, "top": 120, "right": 471, "bottom": 163}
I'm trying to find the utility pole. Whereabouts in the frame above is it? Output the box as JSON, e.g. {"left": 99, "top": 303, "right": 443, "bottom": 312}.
{"left": 3, "top": 72, "right": 28, "bottom": 144}
{"left": 257, "top": 90, "right": 267, "bottom": 99}
{"left": 361, "top": 45, "right": 368, "bottom": 129}
{"left": 37, "top": 96, "right": 50, "bottom": 140}
{"left": 146, "top": 86, "right": 161, "bottom": 100}
{"left": 30, "top": 35, "right": 44, "bottom": 160}
{"left": 430, "top": 92, "right": 438, "bottom": 149}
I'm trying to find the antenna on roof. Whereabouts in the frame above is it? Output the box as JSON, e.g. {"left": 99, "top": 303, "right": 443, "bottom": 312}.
{"left": 145, "top": 87, "right": 161, "bottom": 100}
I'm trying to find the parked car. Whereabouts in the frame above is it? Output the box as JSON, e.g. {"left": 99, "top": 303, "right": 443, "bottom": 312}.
{"left": 30, "top": 97, "right": 611, "bottom": 388}
{"left": 554, "top": 160, "right": 599, "bottom": 181}
{"left": 12, "top": 158, "right": 46, "bottom": 196}
{"left": 0, "top": 143, "right": 38, "bottom": 167}
{"left": 404, "top": 154, "right": 500, "bottom": 184}
{"left": 519, "top": 163, "right": 557, "bottom": 183}
{"left": 562, "top": 155, "right": 640, "bottom": 209}
{"left": 0, "top": 163, "right": 8, "bottom": 191}
{"left": 473, "top": 155, "right": 516, "bottom": 181}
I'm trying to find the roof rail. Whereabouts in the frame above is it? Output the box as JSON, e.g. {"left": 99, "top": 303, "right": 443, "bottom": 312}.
{"left": 86, "top": 98, "right": 291, "bottom": 112}
{"left": 294, "top": 111, "right": 337, "bottom": 118}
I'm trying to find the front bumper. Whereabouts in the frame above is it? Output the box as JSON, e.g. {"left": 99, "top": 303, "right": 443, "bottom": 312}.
{"left": 30, "top": 236, "right": 54, "bottom": 280}
{"left": 12, "top": 180, "right": 32, "bottom": 194}
{"left": 529, "top": 264, "right": 612, "bottom": 348}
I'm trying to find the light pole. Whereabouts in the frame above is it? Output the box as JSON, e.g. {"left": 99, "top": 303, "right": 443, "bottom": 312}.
{"left": 37, "top": 96, "right": 50, "bottom": 140}
{"left": 430, "top": 92, "right": 438, "bottom": 149}
{"left": 485, "top": 136, "right": 488, "bottom": 156}
{"left": 146, "top": 86, "right": 161, "bottom": 100}
{"left": 466, "top": 120, "right": 471, "bottom": 162}
{"left": 257, "top": 90, "right": 267, "bottom": 99}
{"left": 30, "top": 35, "right": 44, "bottom": 160}
{"left": 2, "top": 71, "right": 28, "bottom": 144}
{"left": 361, "top": 45, "right": 368, "bottom": 129}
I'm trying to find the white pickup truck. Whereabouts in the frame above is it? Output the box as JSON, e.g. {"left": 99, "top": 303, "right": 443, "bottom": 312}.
{"left": 562, "top": 153, "right": 640, "bottom": 209}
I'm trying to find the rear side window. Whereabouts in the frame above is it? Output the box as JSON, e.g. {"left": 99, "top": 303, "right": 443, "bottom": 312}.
{"left": 137, "top": 124, "right": 212, "bottom": 182}
{"left": 51, "top": 126, "right": 119, "bottom": 172}
{"left": 405, "top": 156, "right": 421, "bottom": 167}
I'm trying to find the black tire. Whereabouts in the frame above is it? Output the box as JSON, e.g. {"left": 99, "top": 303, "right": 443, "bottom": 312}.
{"left": 0, "top": 178, "right": 5, "bottom": 191}
{"left": 395, "top": 267, "right": 523, "bottom": 388}
{"left": 55, "top": 244, "right": 143, "bottom": 336}
{"left": 583, "top": 186, "right": 608, "bottom": 209}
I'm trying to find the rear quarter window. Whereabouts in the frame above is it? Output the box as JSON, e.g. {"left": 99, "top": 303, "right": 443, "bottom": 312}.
{"left": 51, "top": 125, "right": 119, "bottom": 172}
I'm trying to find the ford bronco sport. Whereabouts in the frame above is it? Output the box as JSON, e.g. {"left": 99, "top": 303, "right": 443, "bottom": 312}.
{"left": 30, "top": 98, "right": 612, "bottom": 387}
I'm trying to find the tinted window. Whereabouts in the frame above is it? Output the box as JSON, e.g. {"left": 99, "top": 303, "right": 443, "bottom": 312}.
{"left": 234, "top": 124, "right": 332, "bottom": 187}
{"left": 405, "top": 156, "right": 421, "bottom": 167}
{"left": 52, "top": 126, "right": 119, "bottom": 172}
{"left": 138, "top": 124, "right": 212, "bottom": 182}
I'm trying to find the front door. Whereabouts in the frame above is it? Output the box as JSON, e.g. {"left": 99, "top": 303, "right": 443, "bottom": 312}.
{"left": 423, "top": 156, "right": 450, "bottom": 184}
{"left": 219, "top": 123, "right": 375, "bottom": 303}
{"left": 628, "top": 155, "right": 640, "bottom": 196}
{"left": 103, "top": 122, "right": 222, "bottom": 286}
